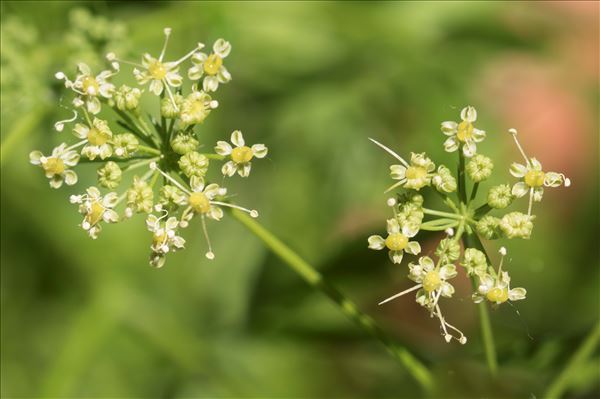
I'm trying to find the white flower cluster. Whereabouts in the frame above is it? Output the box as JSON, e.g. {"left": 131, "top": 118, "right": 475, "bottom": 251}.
{"left": 368, "top": 106, "right": 569, "bottom": 343}
{"left": 30, "top": 28, "right": 268, "bottom": 267}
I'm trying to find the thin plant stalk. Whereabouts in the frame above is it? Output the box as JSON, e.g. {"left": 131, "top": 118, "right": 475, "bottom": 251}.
{"left": 544, "top": 321, "right": 600, "bottom": 399}
{"left": 231, "top": 209, "right": 435, "bottom": 393}
{"left": 463, "top": 233, "right": 498, "bottom": 376}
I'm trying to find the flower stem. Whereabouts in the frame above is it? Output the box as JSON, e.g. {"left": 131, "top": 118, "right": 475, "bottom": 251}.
{"left": 462, "top": 233, "right": 498, "bottom": 376}
{"left": 544, "top": 321, "right": 600, "bottom": 399}
{"left": 469, "top": 182, "right": 479, "bottom": 203}
{"left": 230, "top": 209, "right": 435, "bottom": 393}
{"left": 138, "top": 145, "right": 161, "bottom": 155}
{"left": 422, "top": 208, "right": 461, "bottom": 219}
{"left": 458, "top": 149, "right": 467, "bottom": 204}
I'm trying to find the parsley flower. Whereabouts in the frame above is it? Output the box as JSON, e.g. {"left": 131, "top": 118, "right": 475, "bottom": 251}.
{"left": 441, "top": 106, "right": 486, "bottom": 157}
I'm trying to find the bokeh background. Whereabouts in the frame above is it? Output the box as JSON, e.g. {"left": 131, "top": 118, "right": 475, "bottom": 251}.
{"left": 1, "top": 1, "right": 598, "bottom": 398}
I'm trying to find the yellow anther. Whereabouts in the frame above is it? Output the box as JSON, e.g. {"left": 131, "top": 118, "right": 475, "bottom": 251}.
{"left": 87, "top": 127, "right": 109, "bottom": 146}
{"left": 423, "top": 270, "right": 442, "bottom": 292}
{"left": 385, "top": 233, "right": 408, "bottom": 251}
{"left": 86, "top": 201, "right": 104, "bottom": 226}
{"left": 149, "top": 60, "right": 167, "bottom": 80}
{"left": 82, "top": 76, "right": 100, "bottom": 95}
{"left": 203, "top": 54, "right": 223, "bottom": 75}
{"left": 231, "top": 146, "right": 254, "bottom": 164}
{"left": 486, "top": 287, "right": 509, "bottom": 303}
{"left": 524, "top": 170, "right": 545, "bottom": 187}
{"left": 188, "top": 192, "right": 211, "bottom": 213}
{"left": 457, "top": 121, "right": 473, "bottom": 142}
{"left": 405, "top": 166, "right": 427, "bottom": 180}
{"left": 43, "top": 157, "right": 65, "bottom": 175}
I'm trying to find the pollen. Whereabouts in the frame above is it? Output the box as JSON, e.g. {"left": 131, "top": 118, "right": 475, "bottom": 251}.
{"left": 189, "top": 192, "right": 211, "bottom": 213}
{"left": 405, "top": 166, "right": 427, "bottom": 180}
{"left": 231, "top": 146, "right": 254, "bottom": 164}
{"left": 203, "top": 54, "right": 223, "bottom": 75}
{"left": 422, "top": 270, "right": 442, "bottom": 292}
{"left": 385, "top": 233, "right": 408, "bottom": 251}
{"left": 82, "top": 76, "right": 100, "bottom": 95}
{"left": 87, "top": 127, "right": 109, "bottom": 146}
{"left": 43, "top": 157, "right": 65, "bottom": 175}
{"left": 524, "top": 170, "right": 545, "bottom": 187}
{"left": 457, "top": 121, "right": 473, "bottom": 142}
{"left": 486, "top": 287, "right": 509, "bottom": 303}
{"left": 86, "top": 201, "right": 105, "bottom": 226}
{"left": 148, "top": 60, "right": 167, "bottom": 80}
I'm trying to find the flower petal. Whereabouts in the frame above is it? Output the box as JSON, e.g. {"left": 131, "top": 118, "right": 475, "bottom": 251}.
{"left": 443, "top": 136, "right": 459, "bottom": 153}
{"left": 508, "top": 287, "right": 527, "bottom": 301}
{"left": 389, "top": 250, "right": 404, "bottom": 264}
{"left": 251, "top": 144, "right": 268, "bottom": 158}
{"left": 390, "top": 164, "right": 407, "bottom": 180}
{"left": 215, "top": 141, "right": 233, "bottom": 156}
{"left": 510, "top": 162, "right": 528, "bottom": 178}
{"left": 405, "top": 241, "right": 421, "bottom": 255}
{"left": 231, "top": 130, "right": 245, "bottom": 147}
{"left": 367, "top": 235, "right": 385, "bottom": 250}
{"left": 460, "top": 106, "right": 477, "bottom": 122}
{"left": 441, "top": 121, "right": 457, "bottom": 136}
{"left": 511, "top": 181, "right": 529, "bottom": 198}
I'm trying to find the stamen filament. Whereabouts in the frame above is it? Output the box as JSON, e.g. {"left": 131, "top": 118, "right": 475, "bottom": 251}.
{"left": 379, "top": 284, "right": 422, "bottom": 305}
{"left": 159, "top": 28, "right": 172, "bottom": 62}
{"left": 149, "top": 162, "right": 192, "bottom": 195}
{"left": 508, "top": 128, "right": 531, "bottom": 166}
{"left": 369, "top": 138, "right": 409, "bottom": 167}
{"left": 211, "top": 201, "right": 258, "bottom": 217}
{"left": 200, "top": 215, "right": 214, "bottom": 259}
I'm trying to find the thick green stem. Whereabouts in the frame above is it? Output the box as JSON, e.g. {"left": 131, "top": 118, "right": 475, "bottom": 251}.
{"left": 544, "top": 322, "right": 600, "bottom": 399}
{"left": 469, "top": 182, "right": 479, "bottom": 203}
{"left": 231, "top": 209, "right": 435, "bottom": 393}
{"left": 457, "top": 149, "right": 467, "bottom": 204}
{"left": 463, "top": 233, "right": 498, "bottom": 376}
{"left": 423, "top": 208, "right": 461, "bottom": 219}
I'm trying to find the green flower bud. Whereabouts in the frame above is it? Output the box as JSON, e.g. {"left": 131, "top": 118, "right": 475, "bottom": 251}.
{"left": 476, "top": 216, "right": 503, "bottom": 240}
{"left": 435, "top": 238, "right": 460, "bottom": 262}
{"left": 461, "top": 248, "right": 488, "bottom": 276}
{"left": 500, "top": 212, "right": 534, "bottom": 239}
{"left": 466, "top": 154, "right": 493, "bottom": 183}
{"left": 97, "top": 161, "right": 121, "bottom": 189}
{"left": 432, "top": 165, "right": 457, "bottom": 193}
{"left": 114, "top": 85, "right": 142, "bottom": 111}
{"left": 160, "top": 94, "right": 184, "bottom": 118}
{"left": 488, "top": 184, "right": 513, "bottom": 209}
{"left": 396, "top": 193, "right": 424, "bottom": 231}
{"left": 178, "top": 151, "right": 209, "bottom": 179}
{"left": 126, "top": 176, "right": 153, "bottom": 214}
{"left": 160, "top": 184, "right": 187, "bottom": 206}
{"left": 170, "top": 133, "right": 199, "bottom": 155}
{"left": 180, "top": 91, "right": 214, "bottom": 125}
{"left": 112, "top": 133, "right": 139, "bottom": 158}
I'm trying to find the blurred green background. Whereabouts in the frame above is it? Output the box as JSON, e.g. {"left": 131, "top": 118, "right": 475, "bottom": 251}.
{"left": 1, "top": 1, "right": 598, "bottom": 398}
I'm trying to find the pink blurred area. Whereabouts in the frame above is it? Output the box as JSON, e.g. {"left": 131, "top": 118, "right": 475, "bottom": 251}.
{"left": 479, "top": 1, "right": 598, "bottom": 199}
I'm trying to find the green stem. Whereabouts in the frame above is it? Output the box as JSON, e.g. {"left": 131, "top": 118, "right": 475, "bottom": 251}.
{"left": 544, "top": 322, "right": 600, "bottom": 399}
{"left": 138, "top": 145, "right": 161, "bottom": 155}
{"left": 474, "top": 203, "right": 492, "bottom": 218}
{"left": 420, "top": 219, "right": 459, "bottom": 231}
{"left": 423, "top": 208, "right": 461, "bottom": 219}
{"left": 458, "top": 149, "right": 467, "bottom": 204}
{"left": 1, "top": 104, "right": 49, "bottom": 166}
{"left": 202, "top": 153, "right": 225, "bottom": 161}
{"left": 463, "top": 233, "right": 498, "bottom": 376}
{"left": 231, "top": 209, "right": 435, "bottom": 393}
{"left": 469, "top": 182, "right": 479, "bottom": 203}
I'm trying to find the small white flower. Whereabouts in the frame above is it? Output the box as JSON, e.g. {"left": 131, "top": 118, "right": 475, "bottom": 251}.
{"left": 146, "top": 213, "right": 186, "bottom": 267}
{"left": 56, "top": 63, "right": 116, "bottom": 114}
{"left": 508, "top": 129, "right": 569, "bottom": 215}
{"left": 367, "top": 218, "right": 421, "bottom": 265}
{"left": 73, "top": 117, "right": 113, "bottom": 160}
{"left": 29, "top": 143, "right": 80, "bottom": 189}
{"left": 131, "top": 28, "right": 203, "bottom": 105}
{"left": 441, "top": 106, "right": 486, "bottom": 158}
{"left": 215, "top": 130, "right": 268, "bottom": 177}
{"left": 473, "top": 271, "right": 526, "bottom": 305}
{"left": 379, "top": 255, "right": 466, "bottom": 344}
{"left": 188, "top": 38, "right": 232, "bottom": 92}
{"left": 72, "top": 186, "right": 120, "bottom": 239}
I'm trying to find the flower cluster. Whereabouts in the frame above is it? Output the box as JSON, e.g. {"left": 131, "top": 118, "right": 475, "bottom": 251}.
{"left": 30, "top": 28, "right": 268, "bottom": 267}
{"left": 368, "top": 106, "right": 569, "bottom": 343}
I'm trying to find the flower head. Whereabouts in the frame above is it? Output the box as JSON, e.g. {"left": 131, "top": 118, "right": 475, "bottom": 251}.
{"left": 472, "top": 248, "right": 526, "bottom": 305}
{"left": 30, "top": 143, "right": 80, "bottom": 188}
{"left": 215, "top": 130, "right": 268, "bottom": 177}
{"left": 188, "top": 38, "right": 232, "bottom": 92}
{"left": 368, "top": 217, "right": 421, "bottom": 264}
{"left": 56, "top": 63, "right": 116, "bottom": 114}
{"left": 508, "top": 128, "right": 570, "bottom": 216}
{"left": 70, "top": 186, "right": 119, "bottom": 239}
{"left": 146, "top": 213, "right": 185, "bottom": 268}
{"left": 441, "top": 106, "right": 486, "bottom": 157}
{"left": 73, "top": 117, "right": 113, "bottom": 160}
{"left": 466, "top": 154, "right": 493, "bottom": 182}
